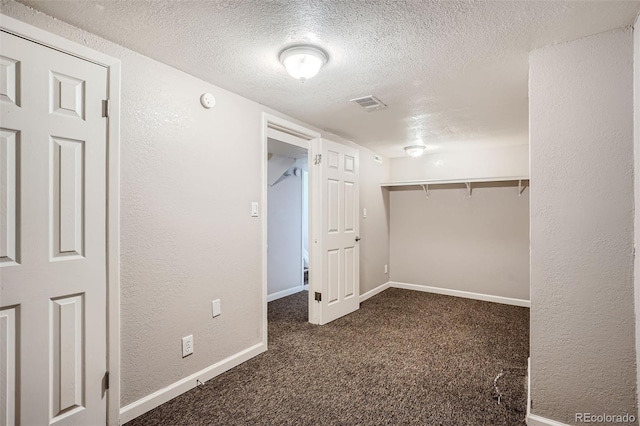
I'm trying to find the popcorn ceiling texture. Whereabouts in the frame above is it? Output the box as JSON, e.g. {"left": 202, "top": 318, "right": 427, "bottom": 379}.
{"left": 14, "top": 0, "right": 640, "bottom": 158}
{"left": 530, "top": 28, "right": 637, "bottom": 424}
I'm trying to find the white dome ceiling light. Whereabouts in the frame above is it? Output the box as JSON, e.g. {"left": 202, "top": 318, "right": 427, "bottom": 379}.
{"left": 280, "top": 45, "right": 328, "bottom": 82}
{"left": 404, "top": 145, "right": 427, "bottom": 158}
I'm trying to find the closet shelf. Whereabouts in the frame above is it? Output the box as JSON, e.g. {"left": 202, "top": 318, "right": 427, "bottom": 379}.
{"left": 380, "top": 176, "right": 529, "bottom": 198}
{"left": 380, "top": 176, "right": 528, "bottom": 187}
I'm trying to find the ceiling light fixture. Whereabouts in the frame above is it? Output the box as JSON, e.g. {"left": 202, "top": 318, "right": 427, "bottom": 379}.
{"left": 404, "top": 145, "right": 427, "bottom": 158}
{"left": 280, "top": 45, "right": 328, "bottom": 82}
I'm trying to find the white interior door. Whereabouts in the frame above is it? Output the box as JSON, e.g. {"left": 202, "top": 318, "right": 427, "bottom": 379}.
{"left": 316, "top": 139, "right": 359, "bottom": 325}
{"left": 0, "top": 31, "right": 108, "bottom": 425}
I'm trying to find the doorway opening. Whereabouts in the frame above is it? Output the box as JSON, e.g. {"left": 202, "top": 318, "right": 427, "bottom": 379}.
{"left": 261, "top": 114, "right": 362, "bottom": 335}
{"left": 266, "top": 138, "right": 309, "bottom": 307}
{"left": 261, "top": 115, "right": 321, "bottom": 340}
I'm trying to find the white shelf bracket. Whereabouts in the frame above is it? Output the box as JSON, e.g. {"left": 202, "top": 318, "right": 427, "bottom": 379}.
{"left": 465, "top": 182, "right": 472, "bottom": 198}
{"left": 518, "top": 180, "right": 527, "bottom": 196}
{"left": 421, "top": 184, "right": 429, "bottom": 199}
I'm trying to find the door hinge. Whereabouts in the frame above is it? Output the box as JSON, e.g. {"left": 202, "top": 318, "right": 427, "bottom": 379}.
{"left": 314, "top": 292, "right": 322, "bottom": 302}
{"left": 104, "top": 371, "right": 110, "bottom": 390}
{"left": 102, "top": 99, "right": 110, "bottom": 118}
{"left": 314, "top": 154, "right": 322, "bottom": 165}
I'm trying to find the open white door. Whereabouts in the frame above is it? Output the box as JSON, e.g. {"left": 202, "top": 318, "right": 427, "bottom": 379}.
{"left": 0, "top": 31, "right": 108, "bottom": 425}
{"left": 315, "top": 139, "right": 360, "bottom": 325}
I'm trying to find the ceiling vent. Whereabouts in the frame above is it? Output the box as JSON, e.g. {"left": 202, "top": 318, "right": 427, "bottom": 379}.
{"left": 350, "top": 95, "right": 387, "bottom": 112}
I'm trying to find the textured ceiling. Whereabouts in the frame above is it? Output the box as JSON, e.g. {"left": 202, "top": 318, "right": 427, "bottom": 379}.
{"left": 17, "top": 0, "right": 640, "bottom": 157}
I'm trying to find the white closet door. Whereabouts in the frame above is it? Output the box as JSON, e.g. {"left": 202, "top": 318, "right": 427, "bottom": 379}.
{"left": 1, "top": 31, "right": 108, "bottom": 426}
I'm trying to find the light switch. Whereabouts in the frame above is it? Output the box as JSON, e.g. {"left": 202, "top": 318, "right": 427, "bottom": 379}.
{"left": 363, "top": 208, "right": 367, "bottom": 219}
{"left": 251, "top": 202, "right": 259, "bottom": 217}
{"left": 212, "top": 299, "right": 221, "bottom": 317}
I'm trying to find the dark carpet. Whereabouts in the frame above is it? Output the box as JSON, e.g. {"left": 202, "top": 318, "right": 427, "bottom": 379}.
{"left": 126, "top": 288, "right": 529, "bottom": 425}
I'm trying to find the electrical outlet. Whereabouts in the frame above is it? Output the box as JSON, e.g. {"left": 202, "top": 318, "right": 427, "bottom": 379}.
{"left": 212, "top": 299, "right": 221, "bottom": 317}
{"left": 384, "top": 264, "right": 388, "bottom": 274}
{"left": 182, "top": 335, "right": 194, "bottom": 357}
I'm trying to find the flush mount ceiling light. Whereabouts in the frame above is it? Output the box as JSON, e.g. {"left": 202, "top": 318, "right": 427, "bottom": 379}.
{"left": 280, "top": 45, "right": 328, "bottom": 82}
{"left": 404, "top": 145, "right": 427, "bottom": 158}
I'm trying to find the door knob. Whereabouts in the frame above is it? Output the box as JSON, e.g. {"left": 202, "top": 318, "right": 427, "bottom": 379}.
{"left": 355, "top": 236, "right": 361, "bottom": 242}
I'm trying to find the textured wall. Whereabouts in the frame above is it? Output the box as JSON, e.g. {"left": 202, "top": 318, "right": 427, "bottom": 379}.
{"left": 1, "top": 0, "right": 391, "bottom": 409}
{"left": 302, "top": 170, "right": 309, "bottom": 262}
{"left": 635, "top": 14, "right": 640, "bottom": 409}
{"left": 388, "top": 144, "right": 529, "bottom": 182}
{"left": 389, "top": 184, "right": 530, "bottom": 300}
{"left": 115, "top": 55, "right": 266, "bottom": 406}
{"left": 530, "top": 28, "right": 637, "bottom": 423}
{"left": 267, "top": 165, "right": 303, "bottom": 296}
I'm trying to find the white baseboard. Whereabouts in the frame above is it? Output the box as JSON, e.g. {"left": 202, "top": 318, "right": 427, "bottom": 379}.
{"left": 527, "top": 357, "right": 531, "bottom": 417}
{"left": 359, "top": 281, "right": 391, "bottom": 303}
{"left": 119, "top": 342, "right": 266, "bottom": 424}
{"left": 267, "top": 285, "right": 307, "bottom": 302}
{"left": 389, "top": 281, "right": 530, "bottom": 307}
{"left": 526, "top": 413, "right": 569, "bottom": 426}
{"left": 526, "top": 357, "right": 569, "bottom": 426}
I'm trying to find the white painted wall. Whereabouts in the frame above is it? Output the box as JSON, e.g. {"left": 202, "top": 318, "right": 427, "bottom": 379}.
{"left": 267, "top": 155, "right": 296, "bottom": 186}
{"left": 530, "top": 28, "right": 636, "bottom": 423}
{"left": 634, "top": 13, "right": 640, "bottom": 410}
{"left": 389, "top": 184, "right": 530, "bottom": 301}
{"left": 359, "top": 153, "right": 391, "bottom": 294}
{"left": 302, "top": 170, "right": 309, "bottom": 267}
{"left": 267, "top": 161, "right": 304, "bottom": 298}
{"left": 0, "top": 1, "right": 391, "bottom": 417}
{"left": 388, "top": 144, "right": 528, "bottom": 182}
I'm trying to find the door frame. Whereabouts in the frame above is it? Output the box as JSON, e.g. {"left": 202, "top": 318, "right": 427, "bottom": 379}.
{"left": 0, "top": 14, "right": 122, "bottom": 426}
{"left": 262, "top": 114, "right": 321, "bottom": 333}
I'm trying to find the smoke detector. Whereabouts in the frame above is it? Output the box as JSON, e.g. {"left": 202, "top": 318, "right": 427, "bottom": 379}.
{"left": 350, "top": 95, "right": 387, "bottom": 112}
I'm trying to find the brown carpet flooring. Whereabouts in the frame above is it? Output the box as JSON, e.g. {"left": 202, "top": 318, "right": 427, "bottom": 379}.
{"left": 125, "top": 288, "right": 529, "bottom": 425}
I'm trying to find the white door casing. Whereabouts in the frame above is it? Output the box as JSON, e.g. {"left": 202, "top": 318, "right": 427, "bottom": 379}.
{"left": 0, "top": 31, "right": 108, "bottom": 425}
{"left": 317, "top": 139, "right": 360, "bottom": 325}
{"left": 262, "top": 115, "right": 322, "bottom": 328}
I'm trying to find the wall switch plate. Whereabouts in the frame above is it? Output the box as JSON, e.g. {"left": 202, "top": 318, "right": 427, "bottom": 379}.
{"left": 384, "top": 264, "right": 388, "bottom": 274}
{"left": 182, "top": 335, "right": 194, "bottom": 357}
{"left": 212, "top": 299, "right": 221, "bottom": 317}
{"left": 251, "top": 202, "right": 259, "bottom": 217}
{"left": 363, "top": 208, "right": 367, "bottom": 218}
